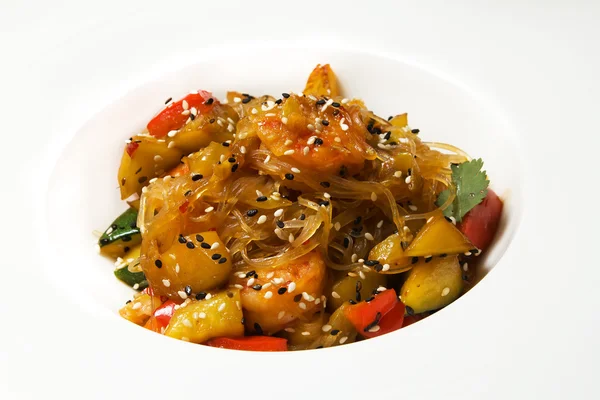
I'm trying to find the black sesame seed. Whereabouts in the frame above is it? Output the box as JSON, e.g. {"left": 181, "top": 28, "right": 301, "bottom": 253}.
{"left": 314, "top": 138, "right": 324, "bottom": 146}
{"left": 222, "top": 142, "right": 230, "bottom": 147}
{"left": 293, "top": 294, "right": 302, "bottom": 302}
{"left": 354, "top": 216, "right": 362, "bottom": 225}
{"left": 227, "top": 291, "right": 234, "bottom": 298}
{"left": 256, "top": 196, "right": 268, "bottom": 202}
{"left": 355, "top": 281, "right": 363, "bottom": 292}
{"left": 276, "top": 220, "right": 285, "bottom": 228}
{"left": 374, "top": 264, "right": 383, "bottom": 272}
{"left": 406, "top": 306, "right": 414, "bottom": 316}
{"left": 384, "top": 131, "right": 391, "bottom": 140}
{"left": 241, "top": 96, "right": 251, "bottom": 104}
{"left": 444, "top": 216, "right": 453, "bottom": 223}
{"left": 154, "top": 259, "right": 162, "bottom": 268}
{"left": 356, "top": 292, "right": 362, "bottom": 302}
{"left": 339, "top": 165, "right": 347, "bottom": 177}
{"left": 275, "top": 99, "right": 282, "bottom": 105}
{"left": 189, "top": 113, "right": 196, "bottom": 121}
{"left": 246, "top": 209, "right": 258, "bottom": 217}
{"left": 209, "top": 118, "right": 215, "bottom": 124}
{"left": 184, "top": 190, "right": 192, "bottom": 196}
{"left": 184, "top": 285, "right": 192, "bottom": 296}
{"left": 318, "top": 200, "right": 330, "bottom": 207}
{"left": 343, "top": 237, "right": 350, "bottom": 248}
{"left": 99, "top": 238, "right": 109, "bottom": 245}
{"left": 277, "top": 287, "right": 287, "bottom": 295}
{"left": 425, "top": 257, "right": 433, "bottom": 263}
{"left": 219, "top": 257, "right": 227, "bottom": 264}
{"left": 400, "top": 241, "right": 408, "bottom": 250}
{"left": 411, "top": 128, "right": 420, "bottom": 134}
{"left": 320, "top": 181, "right": 330, "bottom": 188}
{"left": 195, "top": 292, "right": 207, "bottom": 300}
{"left": 195, "top": 234, "right": 204, "bottom": 242}
{"left": 211, "top": 254, "right": 221, "bottom": 260}
{"left": 316, "top": 99, "right": 326, "bottom": 105}
{"left": 388, "top": 116, "right": 393, "bottom": 121}
{"left": 204, "top": 98, "right": 214, "bottom": 105}
{"left": 134, "top": 167, "right": 142, "bottom": 175}
{"left": 330, "top": 329, "right": 340, "bottom": 336}
{"left": 201, "top": 242, "right": 211, "bottom": 249}
{"left": 407, "top": 168, "right": 412, "bottom": 176}
{"left": 138, "top": 176, "right": 148, "bottom": 184}
{"left": 348, "top": 299, "right": 357, "bottom": 305}
{"left": 186, "top": 242, "right": 195, "bottom": 249}
{"left": 228, "top": 157, "right": 236, "bottom": 163}
{"left": 192, "top": 174, "right": 203, "bottom": 181}
{"left": 365, "top": 296, "right": 375, "bottom": 302}
{"left": 282, "top": 93, "right": 290, "bottom": 98}
{"left": 299, "top": 214, "right": 306, "bottom": 220}
{"left": 321, "top": 120, "right": 329, "bottom": 127}
{"left": 124, "top": 246, "right": 130, "bottom": 252}
{"left": 331, "top": 102, "right": 340, "bottom": 108}
{"left": 364, "top": 260, "right": 379, "bottom": 267}
{"left": 178, "top": 235, "right": 187, "bottom": 244}
{"left": 254, "top": 322, "right": 263, "bottom": 335}
{"left": 411, "top": 257, "right": 419, "bottom": 264}
{"left": 252, "top": 284, "right": 262, "bottom": 291}
{"left": 253, "top": 273, "right": 258, "bottom": 279}
{"left": 285, "top": 173, "right": 294, "bottom": 180}
{"left": 231, "top": 163, "right": 239, "bottom": 173}
{"left": 165, "top": 97, "right": 172, "bottom": 104}
{"left": 121, "top": 235, "right": 132, "bottom": 242}
{"left": 246, "top": 271, "right": 256, "bottom": 278}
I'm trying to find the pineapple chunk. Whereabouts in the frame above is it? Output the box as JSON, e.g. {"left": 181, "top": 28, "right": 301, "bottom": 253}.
{"left": 303, "top": 64, "right": 340, "bottom": 98}
{"left": 368, "top": 233, "right": 412, "bottom": 273}
{"left": 405, "top": 215, "right": 473, "bottom": 257}
{"left": 165, "top": 289, "right": 244, "bottom": 343}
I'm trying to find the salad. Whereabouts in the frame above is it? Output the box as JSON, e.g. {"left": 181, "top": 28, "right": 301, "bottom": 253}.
{"left": 98, "top": 64, "right": 503, "bottom": 351}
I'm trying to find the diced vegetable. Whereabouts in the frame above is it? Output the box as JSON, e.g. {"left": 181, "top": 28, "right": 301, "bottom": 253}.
{"left": 143, "top": 231, "right": 232, "bottom": 299}
{"left": 404, "top": 214, "right": 473, "bottom": 257}
{"left": 309, "top": 303, "right": 357, "bottom": 349}
{"left": 165, "top": 289, "right": 244, "bottom": 343}
{"left": 280, "top": 312, "right": 327, "bottom": 350}
{"left": 187, "top": 141, "right": 233, "bottom": 178}
{"left": 205, "top": 336, "right": 287, "bottom": 352}
{"left": 303, "top": 64, "right": 340, "bottom": 98}
{"left": 114, "top": 245, "right": 148, "bottom": 290}
{"left": 143, "top": 300, "right": 177, "bottom": 333}
{"left": 400, "top": 255, "right": 463, "bottom": 314}
{"left": 369, "top": 300, "right": 405, "bottom": 338}
{"left": 147, "top": 90, "right": 215, "bottom": 138}
{"left": 401, "top": 313, "right": 427, "bottom": 328}
{"left": 343, "top": 288, "right": 399, "bottom": 337}
{"left": 118, "top": 136, "right": 183, "bottom": 199}
{"left": 327, "top": 270, "right": 387, "bottom": 311}
{"left": 458, "top": 189, "right": 503, "bottom": 251}
{"left": 119, "top": 292, "right": 161, "bottom": 326}
{"left": 367, "top": 233, "right": 412, "bottom": 273}
{"left": 99, "top": 208, "right": 141, "bottom": 258}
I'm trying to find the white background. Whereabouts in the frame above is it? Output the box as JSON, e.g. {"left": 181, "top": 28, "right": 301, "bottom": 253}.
{"left": 1, "top": 1, "right": 599, "bottom": 399}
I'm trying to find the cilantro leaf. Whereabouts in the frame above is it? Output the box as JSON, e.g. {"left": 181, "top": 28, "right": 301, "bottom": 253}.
{"left": 436, "top": 159, "right": 489, "bottom": 222}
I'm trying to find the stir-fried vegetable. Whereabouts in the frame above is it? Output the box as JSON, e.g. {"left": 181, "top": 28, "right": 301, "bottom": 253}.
{"left": 101, "top": 63, "right": 504, "bottom": 351}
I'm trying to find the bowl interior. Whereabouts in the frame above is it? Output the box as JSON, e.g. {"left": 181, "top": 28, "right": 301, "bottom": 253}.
{"left": 45, "top": 47, "right": 523, "bottom": 317}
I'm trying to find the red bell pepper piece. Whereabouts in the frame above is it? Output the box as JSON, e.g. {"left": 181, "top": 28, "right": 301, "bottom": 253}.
{"left": 147, "top": 90, "right": 216, "bottom": 138}
{"left": 458, "top": 189, "right": 503, "bottom": 251}
{"left": 205, "top": 336, "right": 288, "bottom": 351}
{"left": 343, "top": 289, "right": 400, "bottom": 337}
{"left": 402, "top": 313, "right": 427, "bottom": 328}
{"left": 365, "top": 300, "right": 405, "bottom": 338}
{"left": 125, "top": 141, "right": 139, "bottom": 157}
{"left": 153, "top": 300, "right": 177, "bottom": 329}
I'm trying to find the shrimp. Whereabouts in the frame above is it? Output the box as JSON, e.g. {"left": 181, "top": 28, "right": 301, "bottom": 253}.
{"left": 230, "top": 250, "right": 327, "bottom": 334}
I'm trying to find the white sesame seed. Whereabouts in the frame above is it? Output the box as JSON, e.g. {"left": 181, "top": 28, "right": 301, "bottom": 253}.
{"left": 266, "top": 272, "right": 275, "bottom": 279}
{"left": 324, "top": 192, "right": 331, "bottom": 199}
{"left": 339, "top": 336, "right": 348, "bottom": 344}
{"left": 149, "top": 177, "right": 158, "bottom": 184}
{"left": 298, "top": 302, "right": 307, "bottom": 310}
{"left": 181, "top": 110, "right": 190, "bottom": 116}
{"left": 303, "top": 146, "right": 310, "bottom": 155}
{"left": 132, "top": 302, "right": 141, "bottom": 310}
{"left": 302, "top": 292, "right": 313, "bottom": 301}
{"left": 403, "top": 226, "right": 411, "bottom": 233}
{"left": 236, "top": 301, "right": 241, "bottom": 310}
{"left": 278, "top": 311, "right": 285, "bottom": 320}
{"left": 233, "top": 97, "right": 241, "bottom": 103}
{"left": 178, "top": 291, "right": 188, "bottom": 299}
{"left": 371, "top": 192, "right": 378, "bottom": 202}
{"left": 284, "top": 139, "right": 293, "bottom": 146}
{"left": 463, "top": 262, "right": 469, "bottom": 271}
{"left": 394, "top": 170, "right": 402, "bottom": 178}
{"left": 218, "top": 303, "right": 226, "bottom": 312}
{"left": 301, "top": 331, "right": 311, "bottom": 336}
{"left": 333, "top": 222, "right": 341, "bottom": 231}
{"left": 351, "top": 254, "right": 358, "bottom": 263}
{"left": 210, "top": 242, "right": 220, "bottom": 250}
{"left": 237, "top": 272, "right": 246, "bottom": 278}
{"left": 264, "top": 291, "right": 273, "bottom": 299}
{"left": 340, "top": 123, "right": 349, "bottom": 131}
{"left": 183, "top": 319, "right": 192, "bottom": 328}
{"left": 359, "top": 270, "right": 366, "bottom": 280}
{"left": 205, "top": 293, "right": 212, "bottom": 300}
{"left": 441, "top": 287, "right": 450, "bottom": 297}
{"left": 262, "top": 283, "right": 272, "bottom": 289}
{"left": 331, "top": 291, "right": 341, "bottom": 299}
{"left": 377, "top": 286, "right": 387, "bottom": 292}
{"left": 334, "top": 137, "right": 341, "bottom": 142}
{"left": 240, "top": 146, "right": 246, "bottom": 154}
{"left": 175, "top": 264, "right": 180, "bottom": 273}
{"left": 288, "top": 282, "right": 296, "bottom": 293}
{"left": 234, "top": 284, "right": 244, "bottom": 289}
{"left": 205, "top": 206, "right": 214, "bottom": 213}
{"left": 289, "top": 168, "right": 300, "bottom": 175}
{"left": 307, "top": 136, "right": 316, "bottom": 145}
{"left": 315, "top": 298, "right": 321, "bottom": 305}
{"left": 281, "top": 117, "right": 288, "bottom": 124}
{"left": 405, "top": 175, "right": 412, "bottom": 184}
{"left": 182, "top": 100, "right": 189, "bottom": 110}
{"left": 341, "top": 98, "right": 349, "bottom": 104}
{"left": 449, "top": 216, "right": 457, "bottom": 225}
{"left": 162, "top": 279, "right": 171, "bottom": 287}
{"left": 198, "top": 312, "right": 206, "bottom": 319}
{"left": 227, "top": 123, "right": 235, "bottom": 132}
{"left": 358, "top": 259, "right": 364, "bottom": 263}
{"left": 321, "top": 98, "right": 333, "bottom": 112}
{"left": 408, "top": 204, "right": 418, "bottom": 211}
{"left": 272, "top": 277, "right": 284, "bottom": 284}
{"left": 217, "top": 119, "right": 223, "bottom": 126}
{"left": 220, "top": 154, "right": 226, "bottom": 163}
{"left": 247, "top": 278, "right": 255, "bottom": 287}
{"left": 167, "top": 141, "right": 176, "bottom": 149}
{"left": 368, "top": 325, "right": 381, "bottom": 333}
{"left": 251, "top": 108, "right": 258, "bottom": 114}
{"left": 274, "top": 209, "right": 284, "bottom": 217}
{"left": 365, "top": 232, "right": 374, "bottom": 241}
{"left": 464, "top": 251, "right": 472, "bottom": 256}
{"left": 284, "top": 328, "right": 295, "bottom": 333}
{"left": 256, "top": 189, "right": 264, "bottom": 197}
{"left": 382, "top": 264, "right": 390, "bottom": 272}
{"left": 288, "top": 233, "right": 295, "bottom": 243}
{"left": 257, "top": 215, "right": 267, "bottom": 224}
{"left": 283, "top": 149, "right": 295, "bottom": 156}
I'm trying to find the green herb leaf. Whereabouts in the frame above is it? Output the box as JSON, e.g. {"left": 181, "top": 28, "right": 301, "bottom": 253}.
{"left": 436, "top": 159, "right": 489, "bottom": 222}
